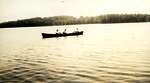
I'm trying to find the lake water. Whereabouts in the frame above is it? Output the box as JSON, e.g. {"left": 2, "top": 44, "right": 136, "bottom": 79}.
{"left": 0, "top": 23, "right": 150, "bottom": 83}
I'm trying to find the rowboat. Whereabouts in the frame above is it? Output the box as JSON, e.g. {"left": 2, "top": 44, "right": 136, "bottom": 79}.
{"left": 41, "top": 31, "right": 83, "bottom": 38}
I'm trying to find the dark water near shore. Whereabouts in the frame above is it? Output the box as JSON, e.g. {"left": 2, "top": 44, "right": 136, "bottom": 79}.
{"left": 0, "top": 23, "right": 150, "bottom": 83}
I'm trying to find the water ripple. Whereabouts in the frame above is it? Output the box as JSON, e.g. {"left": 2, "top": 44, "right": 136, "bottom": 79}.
{"left": 0, "top": 23, "right": 150, "bottom": 83}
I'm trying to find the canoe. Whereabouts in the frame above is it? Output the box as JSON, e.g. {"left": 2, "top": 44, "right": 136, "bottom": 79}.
{"left": 42, "top": 31, "right": 83, "bottom": 38}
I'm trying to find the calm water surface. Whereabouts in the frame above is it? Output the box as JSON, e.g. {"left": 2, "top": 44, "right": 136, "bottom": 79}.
{"left": 0, "top": 23, "right": 150, "bottom": 83}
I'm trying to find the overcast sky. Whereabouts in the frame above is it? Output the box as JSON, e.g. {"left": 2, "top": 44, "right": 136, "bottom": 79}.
{"left": 0, "top": 0, "right": 150, "bottom": 22}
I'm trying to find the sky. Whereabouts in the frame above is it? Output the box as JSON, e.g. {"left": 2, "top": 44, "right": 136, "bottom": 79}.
{"left": 0, "top": 0, "right": 150, "bottom": 22}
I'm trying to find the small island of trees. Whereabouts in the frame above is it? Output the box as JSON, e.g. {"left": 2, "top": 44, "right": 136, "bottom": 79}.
{"left": 0, "top": 14, "right": 150, "bottom": 28}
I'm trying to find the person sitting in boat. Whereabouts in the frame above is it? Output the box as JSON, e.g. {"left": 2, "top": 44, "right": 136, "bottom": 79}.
{"left": 56, "top": 29, "right": 59, "bottom": 34}
{"left": 63, "top": 29, "right": 67, "bottom": 34}
{"left": 56, "top": 29, "right": 61, "bottom": 34}
{"left": 74, "top": 28, "right": 79, "bottom": 33}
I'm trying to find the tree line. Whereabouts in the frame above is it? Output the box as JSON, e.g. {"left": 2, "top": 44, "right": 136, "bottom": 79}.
{"left": 0, "top": 14, "right": 150, "bottom": 28}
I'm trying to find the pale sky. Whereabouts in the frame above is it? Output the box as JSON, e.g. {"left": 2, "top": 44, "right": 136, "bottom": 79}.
{"left": 0, "top": 0, "right": 150, "bottom": 22}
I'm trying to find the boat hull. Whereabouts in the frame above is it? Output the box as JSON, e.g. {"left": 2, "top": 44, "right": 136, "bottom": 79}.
{"left": 42, "top": 31, "right": 83, "bottom": 38}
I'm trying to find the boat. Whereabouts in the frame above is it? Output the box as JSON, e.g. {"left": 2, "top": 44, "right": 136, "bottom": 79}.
{"left": 41, "top": 31, "right": 83, "bottom": 38}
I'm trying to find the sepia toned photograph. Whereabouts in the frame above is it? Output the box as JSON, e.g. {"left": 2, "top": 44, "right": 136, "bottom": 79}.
{"left": 0, "top": 0, "right": 150, "bottom": 83}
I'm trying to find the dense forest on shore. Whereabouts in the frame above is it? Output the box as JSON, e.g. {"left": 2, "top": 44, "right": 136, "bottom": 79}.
{"left": 0, "top": 14, "right": 150, "bottom": 28}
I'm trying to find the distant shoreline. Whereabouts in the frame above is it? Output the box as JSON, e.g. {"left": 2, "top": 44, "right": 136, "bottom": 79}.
{"left": 0, "top": 14, "right": 150, "bottom": 28}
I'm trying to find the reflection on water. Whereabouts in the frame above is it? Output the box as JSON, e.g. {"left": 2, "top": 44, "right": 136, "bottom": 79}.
{"left": 0, "top": 23, "right": 150, "bottom": 83}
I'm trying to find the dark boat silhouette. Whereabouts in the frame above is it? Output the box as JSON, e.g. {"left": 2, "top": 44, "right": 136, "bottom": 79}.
{"left": 42, "top": 31, "right": 83, "bottom": 38}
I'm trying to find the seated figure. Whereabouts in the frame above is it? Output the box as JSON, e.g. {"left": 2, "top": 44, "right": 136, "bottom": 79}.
{"left": 63, "top": 29, "right": 67, "bottom": 34}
